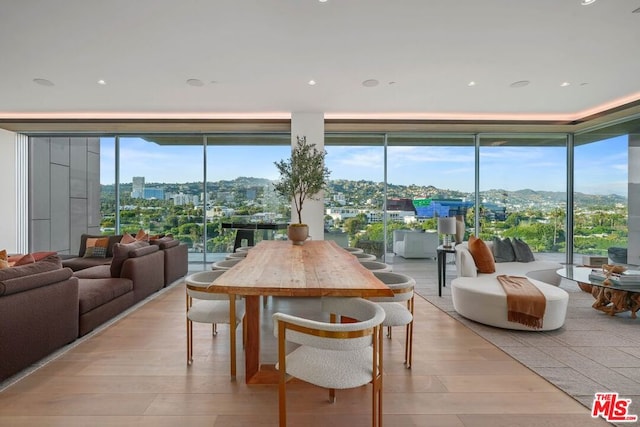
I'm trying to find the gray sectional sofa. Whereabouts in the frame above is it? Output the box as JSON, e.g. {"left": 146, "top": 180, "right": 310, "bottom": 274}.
{"left": 0, "top": 235, "right": 189, "bottom": 381}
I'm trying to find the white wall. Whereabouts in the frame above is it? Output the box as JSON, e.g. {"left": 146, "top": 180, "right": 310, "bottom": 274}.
{"left": 291, "top": 113, "right": 325, "bottom": 241}
{"left": 0, "top": 129, "right": 17, "bottom": 252}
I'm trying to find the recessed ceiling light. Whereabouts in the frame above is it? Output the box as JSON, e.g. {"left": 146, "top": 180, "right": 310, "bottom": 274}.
{"left": 97, "top": 79, "right": 107, "bottom": 85}
{"left": 186, "top": 79, "right": 204, "bottom": 87}
{"left": 319, "top": 0, "right": 328, "bottom": 3}
{"left": 581, "top": 0, "right": 596, "bottom": 5}
{"left": 560, "top": 82, "right": 571, "bottom": 87}
{"left": 468, "top": 81, "right": 476, "bottom": 87}
{"left": 33, "top": 78, "right": 54, "bottom": 87}
{"left": 510, "top": 80, "right": 530, "bottom": 88}
{"left": 308, "top": 80, "right": 317, "bottom": 86}
{"left": 362, "top": 79, "right": 379, "bottom": 87}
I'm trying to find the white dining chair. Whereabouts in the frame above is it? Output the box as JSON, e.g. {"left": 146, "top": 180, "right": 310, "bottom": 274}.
{"left": 273, "top": 297, "right": 385, "bottom": 427}
{"left": 359, "top": 260, "right": 393, "bottom": 272}
{"left": 185, "top": 270, "right": 245, "bottom": 378}
{"left": 211, "top": 258, "right": 243, "bottom": 270}
{"left": 370, "top": 271, "right": 416, "bottom": 368}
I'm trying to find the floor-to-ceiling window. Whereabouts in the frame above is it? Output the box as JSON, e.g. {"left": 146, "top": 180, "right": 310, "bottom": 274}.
{"left": 27, "top": 119, "right": 640, "bottom": 266}
{"left": 204, "top": 134, "right": 290, "bottom": 262}
{"left": 479, "top": 134, "right": 568, "bottom": 260}
{"left": 386, "top": 134, "right": 476, "bottom": 250}
{"left": 325, "top": 134, "right": 386, "bottom": 256}
{"left": 574, "top": 116, "right": 640, "bottom": 264}
{"left": 116, "top": 136, "right": 204, "bottom": 251}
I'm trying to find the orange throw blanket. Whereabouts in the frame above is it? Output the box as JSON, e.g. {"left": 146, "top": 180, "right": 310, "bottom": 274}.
{"left": 497, "top": 275, "right": 546, "bottom": 329}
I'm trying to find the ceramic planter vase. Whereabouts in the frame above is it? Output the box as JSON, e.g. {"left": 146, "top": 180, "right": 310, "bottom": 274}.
{"left": 287, "top": 224, "right": 309, "bottom": 245}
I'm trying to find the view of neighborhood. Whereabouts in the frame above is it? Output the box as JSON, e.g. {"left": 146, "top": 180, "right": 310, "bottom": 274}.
{"left": 100, "top": 176, "right": 628, "bottom": 258}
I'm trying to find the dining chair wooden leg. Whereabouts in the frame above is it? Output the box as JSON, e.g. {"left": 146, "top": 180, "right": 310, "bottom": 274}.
{"left": 278, "top": 322, "right": 287, "bottom": 427}
{"left": 212, "top": 323, "right": 217, "bottom": 336}
{"left": 329, "top": 388, "right": 336, "bottom": 403}
{"left": 405, "top": 296, "right": 414, "bottom": 368}
{"left": 386, "top": 326, "right": 392, "bottom": 339}
{"left": 373, "top": 325, "right": 383, "bottom": 427}
{"left": 186, "top": 293, "right": 193, "bottom": 365}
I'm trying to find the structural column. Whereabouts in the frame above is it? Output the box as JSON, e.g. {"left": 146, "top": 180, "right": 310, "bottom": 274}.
{"left": 628, "top": 134, "right": 640, "bottom": 263}
{"left": 0, "top": 129, "right": 18, "bottom": 252}
{"left": 291, "top": 112, "right": 325, "bottom": 241}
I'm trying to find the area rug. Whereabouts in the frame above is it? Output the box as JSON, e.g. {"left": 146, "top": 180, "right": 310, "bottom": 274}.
{"left": 419, "top": 282, "right": 640, "bottom": 426}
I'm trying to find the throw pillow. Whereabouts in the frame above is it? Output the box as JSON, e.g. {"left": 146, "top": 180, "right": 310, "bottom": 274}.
{"left": 468, "top": 236, "right": 496, "bottom": 274}
{"left": 135, "top": 229, "right": 149, "bottom": 242}
{"left": 120, "top": 234, "right": 136, "bottom": 244}
{"left": 83, "top": 237, "right": 110, "bottom": 258}
{"left": 512, "top": 238, "right": 535, "bottom": 262}
{"left": 492, "top": 237, "right": 516, "bottom": 263}
{"left": 0, "top": 249, "right": 8, "bottom": 269}
{"left": 14, "top": 253, "right": 36, "bottom": 266}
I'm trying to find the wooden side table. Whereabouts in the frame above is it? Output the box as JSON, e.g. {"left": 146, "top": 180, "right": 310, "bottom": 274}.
{"left": 437, "top": 245, "right": 456, "bottom": 297}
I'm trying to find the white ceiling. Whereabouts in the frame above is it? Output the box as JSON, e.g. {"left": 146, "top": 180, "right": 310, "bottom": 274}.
{"left": 1, "top": 0, "right": 640, "bottom": 122}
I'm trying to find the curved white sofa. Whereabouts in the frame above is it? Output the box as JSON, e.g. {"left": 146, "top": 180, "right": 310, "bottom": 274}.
{"left": 451, "top": 241, "right": 569, "bottom": 331}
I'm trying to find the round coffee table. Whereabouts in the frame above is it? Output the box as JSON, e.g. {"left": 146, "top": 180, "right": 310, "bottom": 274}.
{"left": 557, "top": 265, "right": 640, "bottom": 318}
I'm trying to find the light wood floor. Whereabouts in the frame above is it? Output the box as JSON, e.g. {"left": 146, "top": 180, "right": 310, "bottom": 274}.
{"left": 0, "top": 259, "right": 611, "bottom": 427}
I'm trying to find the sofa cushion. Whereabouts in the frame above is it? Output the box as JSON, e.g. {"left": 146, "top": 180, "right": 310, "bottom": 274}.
{"left": 129, "top": 245, "right": 159, "bottom": 258}
{"left": 492, "top": 237, "right": 516, "bottom": 263}
{"left": 110, "top": 241, "right": 150, "bottom": 278}
{"left": 77, "top": 278, "right": 133, "bottom": 315}
{"left": 73, "top": 265, "right": 111, "bottom": 279}
{"left": 468, "top": 236, "right": 496, "bottom": 274}
{"left": 150, "top": 236, "right": 179, "bottom": 249}
{"left": 0, "top": 256, "right": 63, "bottom": 295}
{"left": 0, "top": 267, "right": 74, "bottom": 297}
{"left": 62, "top": 256, "right": 113, "bottom": 272}
{"left": 512, "top": 238, "right": 535, "bottom": 262}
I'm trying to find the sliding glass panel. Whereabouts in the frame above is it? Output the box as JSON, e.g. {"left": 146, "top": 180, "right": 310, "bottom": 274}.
{"left": 325, "top": 134, "right": 385, "bottom": 257}
{"left": 205, "top": 134, "right": 290, "bottom": 262}
{"left": 386, "top": 134, "right": 475, "bottom": 255}
{"left": 479, "top": 134, "right": 567, "bottom": 261}
{"left": 117, "top": 135, "right": 204, "bottom": 263}
{"left": 574, "top": 118, "right": 639, "bottom": 265}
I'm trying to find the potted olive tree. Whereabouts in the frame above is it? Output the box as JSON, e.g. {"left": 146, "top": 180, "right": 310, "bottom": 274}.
{"left": 274, "top": 136, "right": 330, "bottom": 245}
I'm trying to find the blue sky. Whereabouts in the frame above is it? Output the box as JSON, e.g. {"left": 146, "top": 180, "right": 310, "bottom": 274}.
{"left": 100, "top": 135, "right": 628, "bottom": 196}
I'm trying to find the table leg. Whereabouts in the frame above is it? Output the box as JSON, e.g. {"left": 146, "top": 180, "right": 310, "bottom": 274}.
{"left": 244, "top": 295, "right": 280, "bottom": 384}
{"left": 244, "top": 295, "right": 260, "bottom": 382}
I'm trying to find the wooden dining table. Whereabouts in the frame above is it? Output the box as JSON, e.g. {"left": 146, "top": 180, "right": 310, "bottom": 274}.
{"left": 188, "top": 240, "right": 393, "bottom": 384}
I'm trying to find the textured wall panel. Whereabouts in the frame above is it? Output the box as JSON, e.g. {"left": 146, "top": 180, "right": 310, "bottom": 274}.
{"left": 30, "top": 137, "right": 50, "bottom": 220}
{"left": 30, "top": 219, "right": 50, "bottom": 252}
{"left": 50, "top": 137, "right": 69, "bottom": 166}
{"left": 70, "top": 137, "right": 87, "bottom": 198}
{"left": 50, "top": 164, "right": 70, "bottom": 251}
{"left": 69, "top": 198, "right": 88, "bottom": 255}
